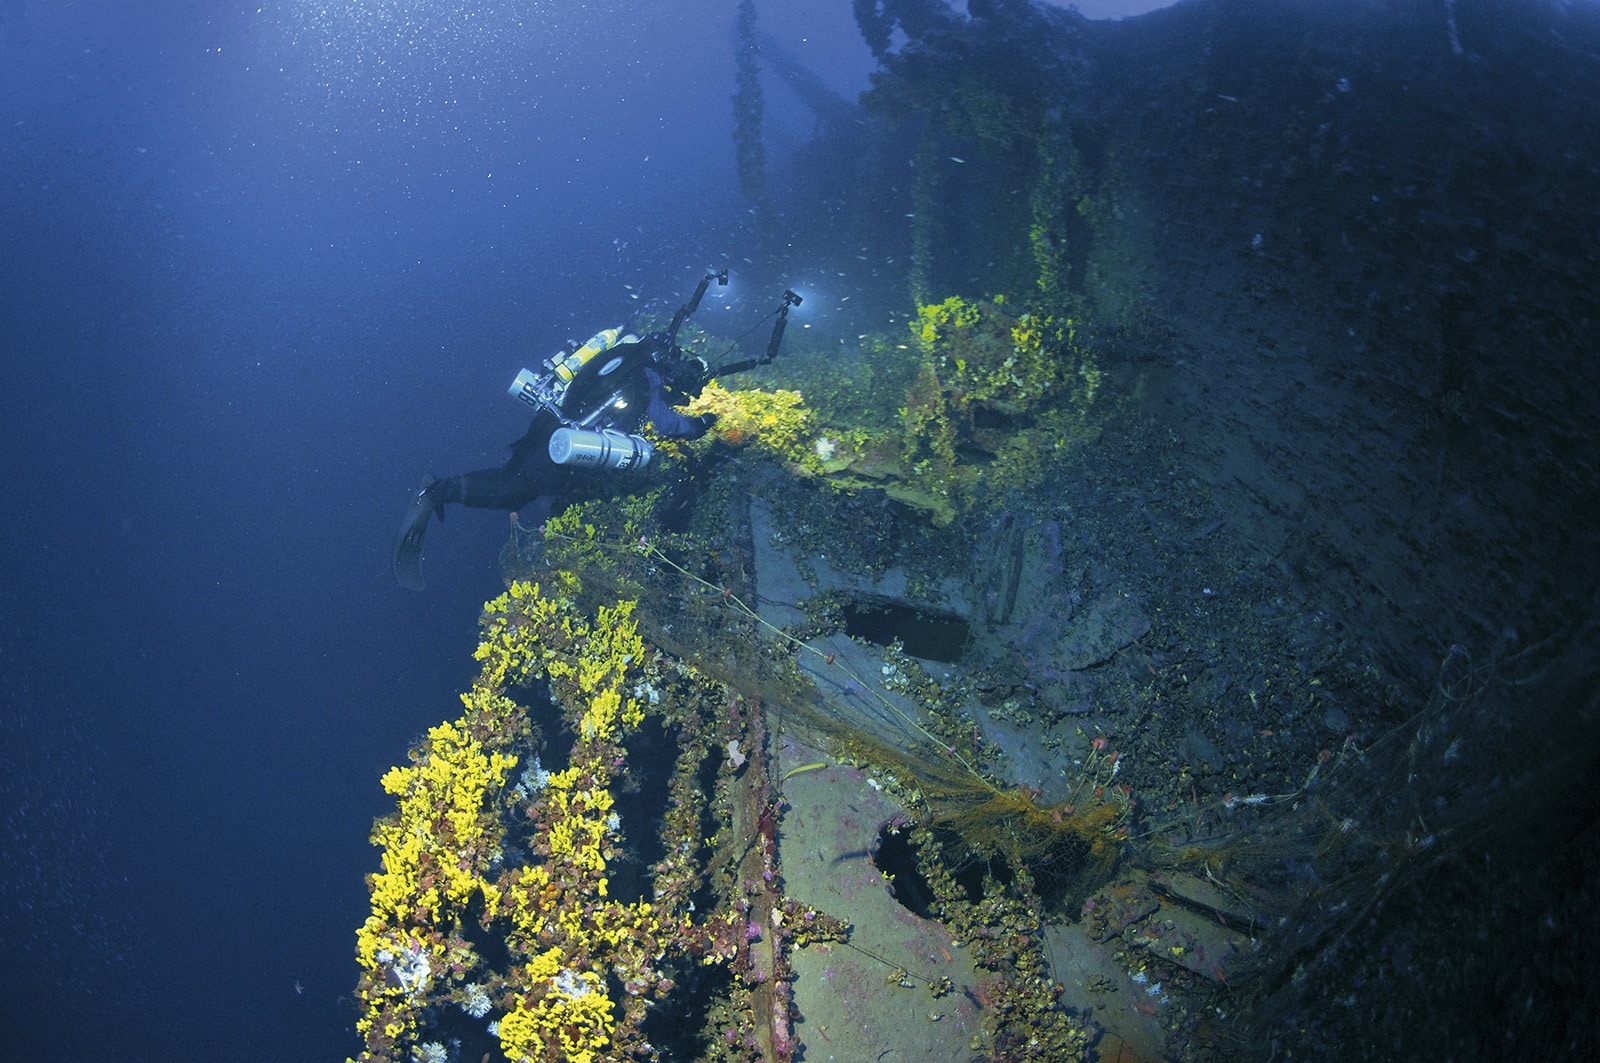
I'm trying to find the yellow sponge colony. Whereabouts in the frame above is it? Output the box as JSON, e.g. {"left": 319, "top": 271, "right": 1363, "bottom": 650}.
{"left": 351, "top": 582, "right": 671, "bottom": 1063}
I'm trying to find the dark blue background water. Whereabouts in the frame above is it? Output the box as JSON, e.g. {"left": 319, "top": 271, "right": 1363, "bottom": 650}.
{"left": 0, "top": 2, "right": 890, "bottom": 1057}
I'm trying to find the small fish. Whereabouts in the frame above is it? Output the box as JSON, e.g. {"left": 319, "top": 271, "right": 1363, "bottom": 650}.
{"left": 949, "top": 156, "right": 966, "bottom": 163}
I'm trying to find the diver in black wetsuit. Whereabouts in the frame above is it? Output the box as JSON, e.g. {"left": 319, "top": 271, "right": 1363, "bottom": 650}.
{"left": 393, "top": 329, "right": 713, "bottom": 590}
{"left": 393, "top": 272, "right": 799, "bottom": 590}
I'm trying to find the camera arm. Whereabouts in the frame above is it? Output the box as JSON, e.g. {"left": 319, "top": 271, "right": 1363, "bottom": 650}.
{"left": 716, "top": 289, "right": 802, "bottom": 377}
{"left": 667, "top": 267, "right": 729, "bottom": 346}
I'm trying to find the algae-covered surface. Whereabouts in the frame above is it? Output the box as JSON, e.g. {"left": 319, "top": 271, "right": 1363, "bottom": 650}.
{"left": 348, "top": 1, "right": 1600, "bottom": 1061}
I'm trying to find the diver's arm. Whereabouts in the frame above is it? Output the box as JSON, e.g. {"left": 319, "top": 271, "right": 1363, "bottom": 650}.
{"left": 642, "top": 368, "right": 710, "bottom": 439}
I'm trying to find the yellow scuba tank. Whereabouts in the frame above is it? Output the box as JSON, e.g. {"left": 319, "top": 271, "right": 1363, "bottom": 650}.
{"left": 508, "top": 326, "right": 641, "bottom": 417}
{"left": 549, "top": 327, "right": 624, "bottom": 385}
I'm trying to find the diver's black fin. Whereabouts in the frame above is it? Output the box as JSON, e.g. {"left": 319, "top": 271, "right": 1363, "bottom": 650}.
{"left": 393, "top": 483, "right": 437, "bottom": 591}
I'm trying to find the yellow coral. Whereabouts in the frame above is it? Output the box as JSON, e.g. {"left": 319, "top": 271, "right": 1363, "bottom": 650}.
{"left": 353, "top": 580, "right": 685, "bottom": 1062}
{"left": 349, "top": 574, "right": 775, "bottom": 1063}
{"left": 684, "top": 380, "right": 817, "bottom": 465}
{"left": 541, "top": 765, "right": 615, "bottom": 870}
{"left": 914, "top": 294, "right": 983, "bottom": 348}
{"left": 497, "top": 966, "right": 617, "bottom": 1063}
{"left": 909, "top": 299, "right": 1105, "bottom": 493}
{"left": 916, "top": 297, "right": 1065, "bottom": 409}
{"left": 541, "top": 491, "right": 664, "bottom": 584}
{"left": 349, "top": 705, "right": 523, "bottom": 1061}
{"left": 361, "top": 719, "right": 514, "bottom": 934}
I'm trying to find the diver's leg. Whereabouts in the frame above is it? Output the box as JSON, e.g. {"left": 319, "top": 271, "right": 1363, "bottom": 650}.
{"left": 392, "top": 460, "right": 553, "bottom": 589}
{"left": 452, "top": 468, "right": 545, "bottom": 510}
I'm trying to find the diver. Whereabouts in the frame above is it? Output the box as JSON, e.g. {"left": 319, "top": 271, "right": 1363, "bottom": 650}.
{"left": 393, "top": 271, "right": 801, "bottom": 590}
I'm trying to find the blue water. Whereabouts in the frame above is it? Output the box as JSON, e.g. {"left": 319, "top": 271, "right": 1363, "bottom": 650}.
{"left": 0, "top": 2, "right": 885, "bottom": 1057}
{"left": 27, "top": 1, "right": 1593, "bottom": 1060}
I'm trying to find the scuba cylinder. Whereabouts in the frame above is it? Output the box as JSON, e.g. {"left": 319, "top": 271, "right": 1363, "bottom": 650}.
{"left": 550, "top": 327, "right": 624, "bottom": 385}
{"left": 548, "top": 426, "right": 655, "bottom": 471}
{"left": 511, "top": 330, "right": 657, "bottom": 472}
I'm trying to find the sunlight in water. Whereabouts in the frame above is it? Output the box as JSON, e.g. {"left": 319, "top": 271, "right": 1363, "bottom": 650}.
{"left": 264, "top": 0, "right": 620, "bottom": 126}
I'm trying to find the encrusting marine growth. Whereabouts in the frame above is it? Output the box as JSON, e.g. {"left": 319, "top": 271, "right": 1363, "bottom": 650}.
{"left": 353, "top": 291, "right": 1137, "bottom": 1062}
{"left": 351, "top": 583, "right": 703, "bottom": 1063}
{"left": 685, "top": 296, "right": 1103, "bottom": 526}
